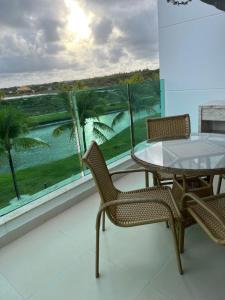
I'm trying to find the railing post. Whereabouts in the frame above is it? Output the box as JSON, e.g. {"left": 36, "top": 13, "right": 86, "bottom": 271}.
{"left": 69, "top": 91, "right": 85, "bottom": 177}
{"left": 160, "top": 79, "right": 166, "bottom": 117}
{"left": 127, "top": 84, "right": 136, "bottom": 149}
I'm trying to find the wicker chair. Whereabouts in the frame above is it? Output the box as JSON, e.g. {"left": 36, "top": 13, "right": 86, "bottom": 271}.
{"left": 82, "top": 141, "right": 183, "bottom": 277}
{"left": 181, "top": 193, "right": 225, "bottom": 253}
{"left": 146, "top": 114, "right": 213, "bottom": 239}
{"left": 146, "top": 114, "right": 191, "bottom": 186}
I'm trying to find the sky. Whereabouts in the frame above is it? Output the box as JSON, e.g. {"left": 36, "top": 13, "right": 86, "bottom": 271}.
{"left": 0, "top": 0, "right": 159, "bottom": 88}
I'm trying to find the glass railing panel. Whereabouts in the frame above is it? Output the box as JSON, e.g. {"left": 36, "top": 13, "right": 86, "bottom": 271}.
{"left": 128, "top": 80, "right": 163, "bottom": 151}
{"left": 0, "top": 93, "right": 82, "bottom": 216}
{"left": 0, "top": 79, "right": 165, "bottom": 217}
{"left": 72, "top": 84, "right": 130, "bottom": 172}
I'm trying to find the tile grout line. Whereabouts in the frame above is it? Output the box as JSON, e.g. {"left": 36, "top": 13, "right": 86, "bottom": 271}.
{"left": 131, "top": 256, "right": 175, "bottom": 300}
{"left": 0, "top": 270, "right": 26, "bottom": 300}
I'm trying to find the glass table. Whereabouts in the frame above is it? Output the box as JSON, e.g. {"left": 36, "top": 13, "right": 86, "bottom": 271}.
{"left": 132, "top": 133, "right": 225, "bottom": 176}
{"left": 132, "top": 133, "right": 225, "bottom": 227}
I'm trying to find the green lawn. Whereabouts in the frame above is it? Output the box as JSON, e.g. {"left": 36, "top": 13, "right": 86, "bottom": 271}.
{"left": 29, "top": 111, "right": 71, "bottom": 125}
{"left": 28, "top": 106, "right": 127, "bottom": 126}
{"left": 0, "top": 115, "right": 159, "bottom": 210}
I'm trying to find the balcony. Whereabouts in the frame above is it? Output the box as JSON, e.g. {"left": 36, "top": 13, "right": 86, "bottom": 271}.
{"left": 2, "top": 80, "right": 224, "bottom": 300}
{"left": 1, "top": 1, "right": 225, "bottom": 300}
{"left": 0, "top": 80, "right": 163, "bottom": 239}
{"left": 0, "top": 172, "right": 225, "bottom": 300}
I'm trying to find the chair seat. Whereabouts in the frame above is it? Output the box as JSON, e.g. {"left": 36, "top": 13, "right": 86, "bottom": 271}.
{"left": 109, "top": 187, "right": 180, "bottom": 226}
{"left": 188, "top": 196, "right": 225, "bottom": 243}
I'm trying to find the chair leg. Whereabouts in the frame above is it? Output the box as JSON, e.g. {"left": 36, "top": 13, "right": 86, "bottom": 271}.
{"left": 170, "top": 219, "right": 183, "bottom": 275}
{"left": 153, "top": 174, "right": 158, "bottom": 186}
{"left": 217, "top": 175, "right": 223, "bottom": 194}
{"left": 145, "top": 171, "right": 149, "bottom": 188}
{"left": 179, "top": 223, "right": 185, "bottom": 254}
{"left": 166, "top": 221, "right": 169, "bottom": 228}
{"left": 102, "top": 211, "right": 106, "bottom": 232}
{"left": 96, "top": 212, "right": 101, "bottom": 278}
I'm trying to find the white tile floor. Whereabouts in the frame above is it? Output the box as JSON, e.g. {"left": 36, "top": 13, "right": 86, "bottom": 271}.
{"left": 0, "top": 173, "right": 225, "bottom": 300}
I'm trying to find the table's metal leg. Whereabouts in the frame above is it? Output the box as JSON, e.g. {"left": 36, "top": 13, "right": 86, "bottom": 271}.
{"left": 217, "top": 175, "right": 222, "bottom": 194}
{"left": 145, "top": 170, "right": 149, "bottom": 188}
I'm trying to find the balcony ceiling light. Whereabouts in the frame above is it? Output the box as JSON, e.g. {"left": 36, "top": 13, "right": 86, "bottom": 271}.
{"left": 167, "top": 0, "right": 192, "bottom": 5}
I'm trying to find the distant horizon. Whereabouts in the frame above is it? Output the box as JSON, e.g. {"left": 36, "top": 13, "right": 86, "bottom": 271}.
{"left": 0, "top": 66, "right": 159, "bottom": 90}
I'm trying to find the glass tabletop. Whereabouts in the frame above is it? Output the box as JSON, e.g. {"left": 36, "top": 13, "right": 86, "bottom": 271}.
{"left": 132, "top": 133, "right": 225, "bottom": 175}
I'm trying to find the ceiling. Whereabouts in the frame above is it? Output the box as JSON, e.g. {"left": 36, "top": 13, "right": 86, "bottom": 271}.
{"left": 200, "top": 0, "right": 225, "bottom": 11}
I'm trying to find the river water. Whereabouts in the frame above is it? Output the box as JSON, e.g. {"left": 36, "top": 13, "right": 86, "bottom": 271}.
{"left": 0, "top": 108, "right": 158, "bottom": 173}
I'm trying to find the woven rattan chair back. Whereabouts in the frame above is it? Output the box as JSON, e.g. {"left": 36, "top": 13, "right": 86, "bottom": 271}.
{"left": 82, "top": 141, "right": 118, "bottom": 204}
{"left": 147, "top": 114, "right": 190, "bottom": 141}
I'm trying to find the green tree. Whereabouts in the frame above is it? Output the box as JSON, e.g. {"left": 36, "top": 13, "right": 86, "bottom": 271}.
{"left": 53, "top": 90, "right": 113, "bottom": 151}
{"left": 112, "top": 78, "right": 159, "bottom": 128}
{"left": 53, "top": 87, "right": 114, "bottom": 152}
{"left": 0, "top": 106, "right": 48, "bottom": 200}
{"left": 119, "top": 73, "right": 145, "bottom": 85}
{"left": 150, "top": 71, "right": 159, "bottom": 81}
{"left": 76, "top": 91, "right": 114, "bottom": 151}
{"left": 111, "top": 74, "right": 145, "bottom": 128}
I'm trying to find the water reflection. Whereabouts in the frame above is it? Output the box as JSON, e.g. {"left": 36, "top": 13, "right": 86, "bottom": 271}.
{"left": 0, "top": 108, "right": 158, "bottom": 173}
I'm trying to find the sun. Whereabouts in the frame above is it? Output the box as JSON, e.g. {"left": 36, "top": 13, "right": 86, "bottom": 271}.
{"left": 65, "top": 0, "right": 91, "bottom": 42}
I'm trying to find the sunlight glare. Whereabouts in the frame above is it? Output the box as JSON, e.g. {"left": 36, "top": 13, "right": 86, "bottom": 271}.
{"left": 65, "top": 0, "right": 90, "bottom": 42}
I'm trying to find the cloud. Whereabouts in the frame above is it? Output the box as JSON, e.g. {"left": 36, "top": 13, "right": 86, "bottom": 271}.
{"left": 116, "top": 9, "right": 158, "bottom": 60}
{"left": 0, "top": 0, "right": 159, "bottom": 84}
{"left": 109, "top": 47, "right": 126, "bottom": 63}
{"left": 0, "top": 0, "right": 67, "bottom": 28}
{"left": 0, "top": 54, "right": 80, "bottom": 73}
{"left": 92, "top": 18, "right": 113, "bottom": 44}
{"left": 0, "top": 34, "right": 31, "bottom": 56}
{"left": 37, "top": 18, "right": 65, "bottom": 43}
{"left": 0, "top": 0, "right": 69, "bottom": 73}
{"left": 82, "top": 0, "right": 159, "bottom": 64}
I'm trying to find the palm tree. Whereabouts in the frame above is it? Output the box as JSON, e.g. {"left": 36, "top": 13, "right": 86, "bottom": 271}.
{"left": 53, "top": 89, "right": 114, "bottom": 152}
{"left": 0, "top": 106, "right": 49, "bottom": 200}
{"left": 111, "top": 79, "right": 160, "bottom": 128}
{"left": 0, "top": 90, "right": 5, "bottom": 101}
{"left": 78, "top": 92, "right": 115, "bottom": 151}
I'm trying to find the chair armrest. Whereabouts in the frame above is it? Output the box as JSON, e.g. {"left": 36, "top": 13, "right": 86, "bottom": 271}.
{"left": 182, "top": 192, "right": 225, "bottom": 227}
{"left": 110, "top": 168, "right": 150, "bottom": 177}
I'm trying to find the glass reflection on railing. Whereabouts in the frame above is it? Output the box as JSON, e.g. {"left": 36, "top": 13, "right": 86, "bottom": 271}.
{"left": 128, "top": 80, "right": 162, "bottom": 148}
{"left": 0, "top": 79, "right": 164, "bottom": 216}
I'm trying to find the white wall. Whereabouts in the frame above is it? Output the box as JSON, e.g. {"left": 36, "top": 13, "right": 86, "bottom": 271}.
{"left": 158, "top": 0, "right": 225, "bottom": 131}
